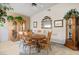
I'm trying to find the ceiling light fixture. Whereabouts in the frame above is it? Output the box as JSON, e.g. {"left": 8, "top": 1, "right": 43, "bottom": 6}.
{"left": 32, "top": 3, "right": 37, "bottom": 7}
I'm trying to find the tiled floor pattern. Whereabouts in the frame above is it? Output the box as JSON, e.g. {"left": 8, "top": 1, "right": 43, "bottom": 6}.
{"left": 0, "top": 41, "right": 79, "bottom": 55}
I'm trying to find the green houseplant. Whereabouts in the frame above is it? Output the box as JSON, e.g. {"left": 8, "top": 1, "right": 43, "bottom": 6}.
{"left": 0, "top": 3, "right": 13, "bottom": 27}
{"left": 15, "top": 16, "right": 24, "bottom": 24}
{"left": 7, "top": 15, "right": 24, "bottom": 24}
{"left": 0, "top": 22, "right": 4, "bottom": 27}
{"left": 64, "top": 9, "right": 79, "bottom": 20}
{"left": 7, "top": 16, "right": 14, "bottom": 21}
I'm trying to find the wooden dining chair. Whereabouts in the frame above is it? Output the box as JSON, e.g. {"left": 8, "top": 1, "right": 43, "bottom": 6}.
{"left": 27, "top": 30, "right": 32, "bottom": 37}
{"left": 40, "top": 31, "right": 52, "bottom": 54}
{"left": 23, "top": 30, "right": 36, "bottom": 54}
{"left": 23, "top": 38, "right": 33, "bottom": 54}
{"left": 47, "top": 32, "right": 52, "bottom": 50}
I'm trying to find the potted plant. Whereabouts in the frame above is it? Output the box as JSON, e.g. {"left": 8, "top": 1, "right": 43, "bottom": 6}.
{"left": 7, "top": 16, "right": 14, "bottom": 21}
{"left": 7, "top": 15, "right": 24, "bottom": 24}
{"left": 0, "top": 21, "right": 4, "bottom": 27}
{"left": 64, "top": 9, "right": 79, "bottom": 20}
{"left": 15, "top": 16, "right": 24, "bottom": 24}
{"left": 0, "top": 3, "right": 13, "bottom": 27}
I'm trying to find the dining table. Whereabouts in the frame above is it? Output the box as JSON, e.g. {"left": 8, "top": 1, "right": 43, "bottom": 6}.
{"left": 31, "top": 34, "right": 46, "bottom": 52}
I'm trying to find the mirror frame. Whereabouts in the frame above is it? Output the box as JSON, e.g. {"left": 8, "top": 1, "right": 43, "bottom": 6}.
{"left": 41, "top": 16, "right": 52, "bottom": 29}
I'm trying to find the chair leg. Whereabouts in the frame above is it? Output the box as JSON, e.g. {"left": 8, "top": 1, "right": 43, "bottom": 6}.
{"left": 23, "top": 44, "right": 25, "bottom": 51}
{"left": 24, "top": 45, "right": 26, "bottom": 53}
{"left": 29, "top": 46, "right": 31, "bottom": 55}
{"left": 46, "top": 44, "right": 52, "bottom": 54}
{"left": 49, "top": 44, "right": 52, "bottom": 51}
{"left": 47, "top": 48, "right": 49, "bottom": 55}
{"left": 45, "top": 45, "right": 49, "bottom": 54}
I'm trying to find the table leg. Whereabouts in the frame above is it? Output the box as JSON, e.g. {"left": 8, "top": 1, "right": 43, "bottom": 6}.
{"left": 36, "top": 41, "right": 41, "bottom": 53}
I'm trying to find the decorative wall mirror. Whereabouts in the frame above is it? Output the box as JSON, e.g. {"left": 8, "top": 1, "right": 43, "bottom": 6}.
{"left": 41, "top": 16, "right": 52, "bottom": 29}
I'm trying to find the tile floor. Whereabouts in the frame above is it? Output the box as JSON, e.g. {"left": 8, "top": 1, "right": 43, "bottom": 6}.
{"left": 0, "top": 40, "right": 79, "bottom": 55}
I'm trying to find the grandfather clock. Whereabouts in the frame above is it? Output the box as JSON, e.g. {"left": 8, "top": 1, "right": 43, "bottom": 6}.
{"left": 65, "top": 16, "right": 79, "bottom": 50}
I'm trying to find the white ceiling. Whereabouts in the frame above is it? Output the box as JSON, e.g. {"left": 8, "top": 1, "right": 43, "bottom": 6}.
{"left": 10, "top": 3, "right": 57, "bottom": 17}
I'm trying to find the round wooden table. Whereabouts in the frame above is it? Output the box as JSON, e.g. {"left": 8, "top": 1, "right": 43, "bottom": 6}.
{"left": 31, "top": 34, "right": 46, "bottom": 52}
{"left": 31, "top": 34, "right": 45, "bottom": 40}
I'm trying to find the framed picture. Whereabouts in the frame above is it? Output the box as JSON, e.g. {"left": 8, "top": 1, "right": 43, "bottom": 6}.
{"left": 41, "top": 16, "right": 52, "bottom": 29}
{"left": 33, "top": 21, "right": 37, "bottom": 28}
{"left": 54, "top": 20, "right": 63, "bottom": 27}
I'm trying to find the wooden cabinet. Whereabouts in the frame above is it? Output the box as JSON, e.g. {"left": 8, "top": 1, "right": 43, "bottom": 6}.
{"left": 7, "top": 13, "right": 30, "bottom": 41}
{"left": 65, "top": 16, "right": 79, "bottom": 50}
{"left": 11, "top": 20, "right": 26, "bottom": 41}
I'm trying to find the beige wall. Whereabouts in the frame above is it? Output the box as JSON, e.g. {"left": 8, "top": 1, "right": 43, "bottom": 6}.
{"left": 30, "top": 3, "right": 79, "bottom": 44}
